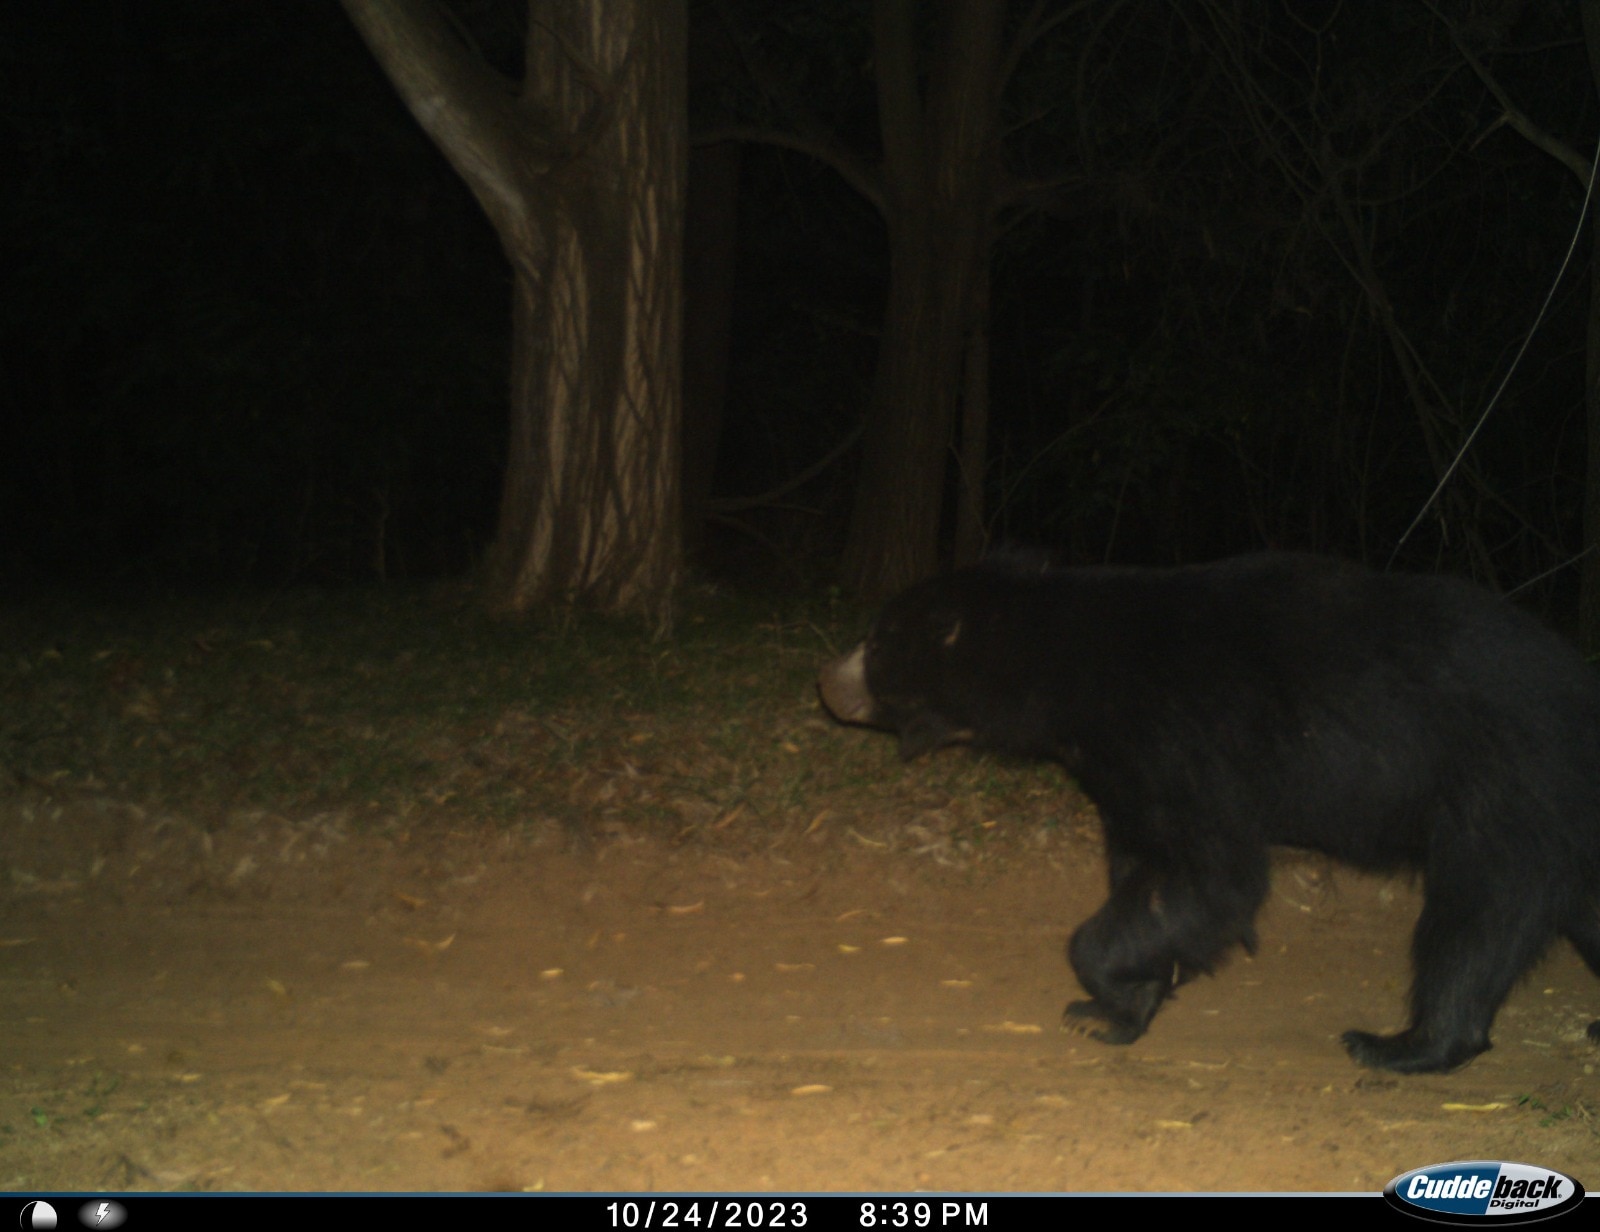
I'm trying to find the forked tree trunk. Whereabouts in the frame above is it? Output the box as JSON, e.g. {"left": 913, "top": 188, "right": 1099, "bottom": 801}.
{"left": 343, "top": 0, "right": 685, "bottom": 627}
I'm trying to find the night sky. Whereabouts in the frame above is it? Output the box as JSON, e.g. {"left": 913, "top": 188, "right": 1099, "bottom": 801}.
{"left": 3, "top": 1, "right": 1594, "bottom": 607}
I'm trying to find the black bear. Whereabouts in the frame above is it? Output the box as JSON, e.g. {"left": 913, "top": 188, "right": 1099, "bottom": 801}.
{"left": 818, "top": 553, "right": 1600, "bottom": 1073}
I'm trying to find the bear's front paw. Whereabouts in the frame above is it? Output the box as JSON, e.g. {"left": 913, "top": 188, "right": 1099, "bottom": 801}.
{"left": 1062, "top": 999, "right": 1146, "bottom": 1045}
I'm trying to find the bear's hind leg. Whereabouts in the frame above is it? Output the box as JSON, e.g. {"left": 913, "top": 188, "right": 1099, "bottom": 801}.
{"left": 1561, "top": 904, "right": 1600, "bottom": 1044}
{"left": 1343, "top": 874, "right": 1554, "bottom": 1074}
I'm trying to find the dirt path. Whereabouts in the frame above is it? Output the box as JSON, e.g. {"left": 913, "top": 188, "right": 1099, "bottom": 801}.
{"left": 2, "top": 805, "right": 1596, "bottom": 1194}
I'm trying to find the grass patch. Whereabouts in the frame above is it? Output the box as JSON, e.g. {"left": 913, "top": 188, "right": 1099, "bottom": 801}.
{"left": 1, "top": 583, "right": 1089, "bottom": 848}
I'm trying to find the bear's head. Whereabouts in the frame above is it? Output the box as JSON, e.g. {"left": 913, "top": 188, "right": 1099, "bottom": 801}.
{"left": 818, "top": 574, "right": 981, "bottom": 761}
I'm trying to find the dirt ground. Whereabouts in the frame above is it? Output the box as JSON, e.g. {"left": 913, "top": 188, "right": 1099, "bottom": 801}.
{"left": 2, "top": 791, "right": 1597, "bottom": 1195}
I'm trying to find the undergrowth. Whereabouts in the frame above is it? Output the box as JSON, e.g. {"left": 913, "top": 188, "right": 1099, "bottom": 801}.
{"left": 0, "top": 583, "right": 1084, "bottom": 847}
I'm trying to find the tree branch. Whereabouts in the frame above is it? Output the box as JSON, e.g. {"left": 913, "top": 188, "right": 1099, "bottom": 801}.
{"left": 996, "top": 0, "right": 1105, "bottom": 100}
{"left": 693, "top": 125, "right": 885, "bottom": 216}
{"left": 1419, "top": 0, "right": 1592, "bottom": 183}
{"left": 705, "top": 422, "right": 864, "bottom": 513}
{"left": 340, "top": 0, "right": 553, "bottom": 242}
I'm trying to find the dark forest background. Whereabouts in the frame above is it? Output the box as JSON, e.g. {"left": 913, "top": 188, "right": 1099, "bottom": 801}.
{"left": 3, "top": 1, "right": 1596, "bottom": 635}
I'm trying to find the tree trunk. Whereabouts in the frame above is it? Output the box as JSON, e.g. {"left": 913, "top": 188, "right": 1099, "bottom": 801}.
{"left": 843, "top": 210, "right": 984, "bottom": 594}
{"left": 839, "top": 0, "right": 1001, "bottom": 598}
{"left": 485, "top": 2, "right": 685, "bottom": 626}
{"left": 681, "top": 140, "right": 741, "bottom": 564}
{"left": 342, "top": 0, "right": 685, "bottom": 627}
{"left": 954, "top": 227, "right": 992, "bottom": 568}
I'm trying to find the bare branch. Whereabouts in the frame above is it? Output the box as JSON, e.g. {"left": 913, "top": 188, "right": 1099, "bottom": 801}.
{"left": 694, "top": 124, "right": 886, "bottom": 217}
{"left": 1418, "top": 0, "right": 1591, "bottom": 183}
{"left": 996, "top": 0, "right": 1105, "bottom": 99}
{"left": 706, "top": 423, "right": 864, "bottom": 513}
{"left": 703, "top": 0, "right": 886, "bottom": 217}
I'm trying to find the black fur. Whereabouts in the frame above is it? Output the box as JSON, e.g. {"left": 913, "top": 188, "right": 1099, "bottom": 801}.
{"left": 817, "top": 553, "right": 1600, "bottom": 1073}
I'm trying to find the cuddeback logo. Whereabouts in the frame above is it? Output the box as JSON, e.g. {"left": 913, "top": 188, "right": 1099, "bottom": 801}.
{"left": 1384, "top": 1160, "right": 1585, "bottom": 1224}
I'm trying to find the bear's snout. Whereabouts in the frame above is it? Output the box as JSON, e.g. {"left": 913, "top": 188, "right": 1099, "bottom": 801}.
{"left": 818, "top": 643, "right": 875, "bottom": 725}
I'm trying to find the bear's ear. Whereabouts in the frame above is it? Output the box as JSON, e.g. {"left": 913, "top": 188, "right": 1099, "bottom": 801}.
{"left": 897, "top": 712, "right": 954, "bottom": 761}
{"left": 924, "top": 609, "right": 963, "bottom": 651}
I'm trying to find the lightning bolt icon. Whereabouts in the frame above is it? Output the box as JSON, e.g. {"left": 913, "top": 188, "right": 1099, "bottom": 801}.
{"left": 94, "top": 1204, "right": 109, "bottom": 1225}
